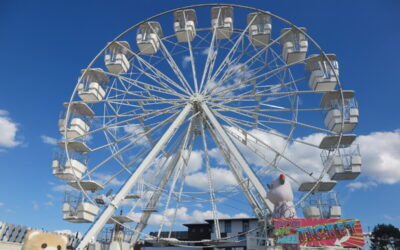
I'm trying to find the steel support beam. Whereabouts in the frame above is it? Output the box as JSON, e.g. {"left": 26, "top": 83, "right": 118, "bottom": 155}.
{"left": 205, "top": 120, "right": 264, "bottom": 219}
{"left": 130, "top": 123, "right": 192, "bottom": 245}
{"left": 201, "top": 103, "right": 274, "bottom": 213}
{"left": 76, "top": 104, "right": 192, "bottom": 250}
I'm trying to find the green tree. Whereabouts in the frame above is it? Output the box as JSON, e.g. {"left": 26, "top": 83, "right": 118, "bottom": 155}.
{"left": 370, "top": 224, "right": 400, "bottom": 249}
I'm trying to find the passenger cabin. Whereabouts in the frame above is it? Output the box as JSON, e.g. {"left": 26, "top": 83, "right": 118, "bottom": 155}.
{"left": 136, "top": 22, "right": 163, "bottom": 54}
{"left": 107, "top": 215, "right": 134, "bottom": 224}
{"left": 280, "top": 27, "right": 308, "bottom": 64}
{"left": 247, "top": 12, "right": 272, "bottom": 46}
{"left": 105, "top": 41, "right": 131, "bottom": 74}
{"left": 319, "top": 134, "right": 361, "bottom": 181}
{"left": 59, "top": 115, "right": 90, "bottom": 140}
{"left": 63, "top": 192, "right": 100, "bottom": 223}
{"left": 174, "top": 9, "right": 197, "bottom": 42}
{"left": 211, "top": 6, "right": 233, "bottom": 40}
{"left": 78, "top": 68, "right": 109, "bottom": 102}
{"left": 52, "top": 153, "right": 87, "bottom": 181}
{"left": 321, "top": 144, "right": 362, "bottom": 181}
{"left": 321, "top": 90, "right": 359, "bottom": 133}
{"left": 58, "top": 140, "right": 91, "bottom": 154}
{"left": 68, "top": 180, "right": 104, "bottom": 192}
{"left": 64, "top": 102, "right": 94, "bottom": 117}
{"left": 298, "top": 181, "right": 336, "bottom": 193}
{"left": 302, "top": 192, "right": 341, "bottom": 219}
{"left": 306, "top": 54, "right": 339, "bottom": 91}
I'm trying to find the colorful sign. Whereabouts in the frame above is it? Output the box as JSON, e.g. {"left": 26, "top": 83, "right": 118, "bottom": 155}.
{"left": 273, "top": 219, "right": 365, "bottom": 247}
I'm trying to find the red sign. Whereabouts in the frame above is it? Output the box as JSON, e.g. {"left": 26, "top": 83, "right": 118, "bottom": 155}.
{"left": 273, "top": 219, "right": 365, "bottom": 247}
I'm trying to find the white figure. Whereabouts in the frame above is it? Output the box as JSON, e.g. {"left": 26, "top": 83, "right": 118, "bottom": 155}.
{"left": 267, "top": 174, "right": 296, "bottom": 219}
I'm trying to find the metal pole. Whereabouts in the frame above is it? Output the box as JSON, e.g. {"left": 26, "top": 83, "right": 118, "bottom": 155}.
{"left": 201, "top": 103, "right": 274, "bottom": 213}
{"left": 76, "top": 104, "right": 192, "bottom": 250}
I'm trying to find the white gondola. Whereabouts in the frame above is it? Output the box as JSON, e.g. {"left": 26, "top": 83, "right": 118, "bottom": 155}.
{"left": 105, "top": 41, "right": 131, "bottom": 74}
{"left": 211, "top": 6, "right": 233, "bottom": 40}
{"left": 52, "top": 154, "right": 87, "bottom": 181}
{"left": 107, "top": 215, "right": 134, "bottom": 224}
{"left": 78, "top": 68, "right": 109, "bottom": 102}
{"left": 63, "top": 192, "right": 100, "bottom": 223}
{"left": 174, "top": 9, "right": 197, "bottom": 43}
{"left": 64, "top": 102, "right": 94, "bottom": 117}
{"left": 58, "top": 140, "right": 92, "bottom": 154}
{"left": 319, "top": 134, "right": 357, "bottom": 150}
{"left": 303, "top": 206, "right": 321, "bottom": 219}
{"left": 298, "top": 181, "right": 336, "bottom": 192}
{"left": 59, "top": 117, "right": 90, "bottom": 140}
{"left": 247, "top": 12, "right": 271, "bottom": 46}
{"left": 321, "top": 90, "right": 359, "bottom": 132}
{"left": 136, "top": 22, "right": 163, "bottom": 54}
{"left": 63, "top": 202, "right": 99, "bottom": 223}
{"left": 329, "top": 205, "right": 342, "bottom": 218}
{"left": 280, "top": 27, "right": 308, "bottom": 64}
{"left": 302, "top": 192, "right": 341, "bottom": 219}
{"left": 321, "top": 144, "right": 362, "bottom": 181}
{"left": 306, "top": 54, "right": 339, "bottom": 91}
{"left": 68, "top": 180, "right": 104, "bottom": 192}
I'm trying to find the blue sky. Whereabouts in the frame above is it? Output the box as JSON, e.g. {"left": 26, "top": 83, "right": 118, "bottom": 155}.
{"left": 1, "top": 0, "right": 400, "bottom": 239}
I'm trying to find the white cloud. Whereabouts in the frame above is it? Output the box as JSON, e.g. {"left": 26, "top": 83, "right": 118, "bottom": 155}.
{"left": 0, "top": 110, "right": 21, "bottom": 148}
{"left": 92, "top": 172, "right": 124, "bottom": 187}
{"left": 185, "top": 150, "right": 203, "bottom": 173}
{"left": 347, "top": 181, "right": 377, "bottom": 191}
{"left": 181, "top": 56, "right": 191, "bottom": 68}
{"left": 52, "top": 184, "right": 75, "bottom": 192}
{"left": 129, "top": 206, "right": 250, "bottom": 226}
{"left": 356, "top": 130, "right": 400, "bottom": 184}
{"left": 123, "top": 124, "right": 148, "bottom": 145}
{"left": 229, "top": 128, "right": 400, "bottom": 187}
{"left": 185, "top": 168, "right": 237, "bottom": 191}
{"left": 0, "top": 202, "right": 4, "bottom": 206}
{"left": 33, "top": 201, "right": 39, "bottom": 211}
{"left": 41, "top": 135, "right": 58, "bottom": 145}
{"left": 45, "top": 201, "right": 54, "bottom": 207}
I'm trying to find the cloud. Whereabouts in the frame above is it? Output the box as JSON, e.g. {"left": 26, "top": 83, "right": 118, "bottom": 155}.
{"left": 52, "top": 184, "right": 75, "bottom": 192}
{"left": 356, "top": 130, "right": 400, "bottom": 184}
{"left": 0, "top": 202, "right": 4, "bottom": 206}
{"left": 92, "top": 172, "right": 124, "bottom": 187}
{"left": 181, "top": 56, "right": 191, "bottom": 68}
{"left": 346, "top": 181, "right": 377, "bottom": 191}
{"left": 41, "top": 135, "right": 58, "bottom": 145}
{"left": 129, "top": 206, "right": 250, "bottom": 226}
{"left": 33, "top": 201, "right": 40, "bottom": 211}
{"left": 123, "top": 124, "right": 148, "bottom": 145}
{"left": 185, "top": 150, "right": 203, "bottom": 173}
{"left": 211, "top": 127, "right": 400, "bottom": 187}
{"left": 0, "top": 110, "right": 21, "bottom": 148}
{"left": 185, "top": 168, "right": 238, "bottom": 191}
{"left": 45, "top": 201, "right": 54, "bottom": 207}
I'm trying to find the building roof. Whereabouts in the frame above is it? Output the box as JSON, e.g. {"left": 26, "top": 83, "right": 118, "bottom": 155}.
{"left": 183, "top": 223, "right": 210, "bottom": 227}
{"left": 204, "top": 217, "right": 258, "bottom": 223}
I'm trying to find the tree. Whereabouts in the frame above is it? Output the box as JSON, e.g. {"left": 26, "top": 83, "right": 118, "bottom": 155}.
{"left": 370, "top": 224, "right": 400, "bottom": 249}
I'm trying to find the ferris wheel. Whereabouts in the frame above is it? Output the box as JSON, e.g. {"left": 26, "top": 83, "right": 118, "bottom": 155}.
{"left": 52, "top": 4, "right": 361, "bottom": 249}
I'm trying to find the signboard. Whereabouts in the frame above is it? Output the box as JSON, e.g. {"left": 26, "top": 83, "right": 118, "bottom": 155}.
{"left": 273, "top": 219, "right": 365, "bottom": 247}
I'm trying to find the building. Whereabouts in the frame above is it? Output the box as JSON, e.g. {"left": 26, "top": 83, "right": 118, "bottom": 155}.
{"left": 142, "top": 217, "right": 263, "bottom": 250}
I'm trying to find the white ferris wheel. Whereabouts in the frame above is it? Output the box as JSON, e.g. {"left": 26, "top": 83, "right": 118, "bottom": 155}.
{"left": 53, "top": 4, "right": 361, "bottom": 249}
